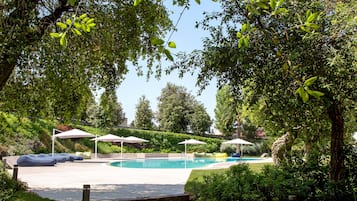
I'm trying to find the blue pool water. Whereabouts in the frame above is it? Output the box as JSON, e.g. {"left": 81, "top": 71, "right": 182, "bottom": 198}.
{"left": 110, "top": 157, "right": 261, "bottom": 169}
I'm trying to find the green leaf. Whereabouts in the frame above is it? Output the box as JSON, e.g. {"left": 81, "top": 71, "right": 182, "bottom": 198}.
{"left": 151, "top": 38, "right": 165, "bottom": 46}
{"left": 305, "top": 10, "right": 312, "bottom": 19}
{"left": 306, "top": 12, "right": 319, "bottom": 23}
{"left": 306, "top": 90, "right": 324, "bottom": 98}
{"left": 301, "top": 90, "right": 309, "bottom": 103}
{"left": 87, "top": 23, "right": 96, "bottom": 28}
{"left": 56, "top": 22, "right": 67, "bottom": 29}
{"left": 72, "top": 28, "right": 82, "bottom": 36}
{"left": 50, "top": 32, "right": 61, "bottom": 38}
{"left": 296, "top": 87, "right": 309, "bottom": 103}
{"left": 236, "top": 32, "right": 242, "bottom": 38}
{"left": 282, "top": 62, "right": 288, "bottom": 72}
{"left": 243, "top": 37, "right": 249, "bottom": 47}
{"left": 168, "top": 41, "right": 176, "bottom": 48}
{"left": 296, "top": 86, "right": 309, "bottom": 102}
{"left": 79, "top": 13, "right": 87, "bottom": 20}
{"left": 270, "top": 0, "right": 276, "bottom": 10}
{"left": 195, "top": 0, "right": 201, "bottom": 5}
{"left": 82, "top": 17, "right": 90, "bottom": 23}
{"left": 300, "top": 25, "right": 310, "bottom": 33}
{"left": 81, "top": 24, "right": 90, "bottom": 32}
{"left": 164, "top": 49, "right": 174, "bottom": 61}
{"left": 74, "top": 22, "right": 81, "bottom": 29}
{"left": 276, "top": 0, "right": 284, "bottom": 7}
{"left": 238, "top": 38, "right": 243, "bottom": 48}
{"left": 276, "top": 8, "right": 288, "bottom": 15}
{"left": 256, "top": 2, "right": 269, "bottom": 10}
{"left": 241, "top": 23, "right": 247, "bottom": 33}
{"left": 68, "top": 0, "right": 76, "bottom": 6}
{"left": 66, "top": 19, "right": 72, "bottom": 26}
{"left": 60, "top": 33, "right": 67, "bottom": 46}
{"left": 307, "top": 23, "right": 319, "bottom": 30}
{"left": 295, "top": 86, "right": 303, "bottom": 96}
{"left": 86, "top": 18, "right": 95, "bottom": 24}
{"left": 247, "top": 5, "right": 260, "bottom": 15}
{"left": 304, "top": 76, "right": 317, "bottom": 86}
{"left": 134, "top": 0, "right": 143, "bottom": 6}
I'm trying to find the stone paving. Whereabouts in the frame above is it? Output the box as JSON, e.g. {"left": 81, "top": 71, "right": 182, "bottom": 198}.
{"left": 8, "top": 161, "right": 191, "bottom": 201}
{"left": 5, "top": 156, "right": 272, "bottom": 200}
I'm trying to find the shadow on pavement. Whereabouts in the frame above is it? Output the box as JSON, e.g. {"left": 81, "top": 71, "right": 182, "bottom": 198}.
{"left": 32, "top": 184, "right": 185, "bottom": 201}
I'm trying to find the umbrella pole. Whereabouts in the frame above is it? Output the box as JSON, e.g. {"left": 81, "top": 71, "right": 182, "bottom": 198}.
{"left": 51, "top": 129, "right": 55, "bottom": 157}
{"left": 121, "top": 141, "right": 123, "bottom": 160}
{"left": 185, "top": 144, "right": 187, "bottom": 159}
{"left": 95, "top": 135, "right": 98, "bottom": 158}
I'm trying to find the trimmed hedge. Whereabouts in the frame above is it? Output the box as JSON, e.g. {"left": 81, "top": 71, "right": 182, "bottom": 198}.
{"left": 109, "top": 128, "right": 223, "bottom": 153}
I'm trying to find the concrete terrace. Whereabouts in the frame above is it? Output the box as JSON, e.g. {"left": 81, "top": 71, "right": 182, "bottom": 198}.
{"left": 4, "top": 154, "right": 272, "bottom": 201}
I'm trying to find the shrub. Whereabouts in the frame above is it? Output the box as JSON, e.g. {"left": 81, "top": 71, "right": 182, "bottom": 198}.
{"left": 220, "top": 144, "right": 236, "bottom": 155}
{"left": 188, "top": 164, "right": 264, "bottom": 201}
{"left": 0, "top": 172, "right": 26, "bottom": 200}
{"left": 188, "top": 145, "right": 357, "bottom": 201}
{"left": 244, "top": 142, "right": 270, "bottom": 156}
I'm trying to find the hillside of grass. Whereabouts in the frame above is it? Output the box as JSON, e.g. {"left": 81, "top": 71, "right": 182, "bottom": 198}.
{"left": 0, "top": 112, "right": 223, "bottom": 156}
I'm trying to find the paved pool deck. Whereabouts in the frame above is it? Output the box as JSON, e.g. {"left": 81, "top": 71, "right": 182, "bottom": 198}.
{"left": 6, "top": 157, "right": 273, "bottom": 201}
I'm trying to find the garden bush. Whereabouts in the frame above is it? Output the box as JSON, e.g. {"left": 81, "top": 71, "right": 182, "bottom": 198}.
{"left": 0, "top": 171, "right": 26, "bottom": 200}
{"left": 110, "top": 128, "right": 223, "bottom": 153}
{"left": 187, "top": 144, "right": 357, "bottom": 201}
{"left": 220, "top": 143, "right": 236, "bottom": 155}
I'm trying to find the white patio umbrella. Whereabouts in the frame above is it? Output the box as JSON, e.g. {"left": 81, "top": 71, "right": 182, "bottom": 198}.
{"left": 113, "top": 136, "right": 149, "bottom": 159}
{"left": 51, "top": 128, "right": 95, "bottom": 156}
{"left": 91, "top": 134, "right": 126, "bottom": 158}
{"left": 124, "top": 136, "right": 149, "bottom": 143}
{"left": 178, "top": 139, "right": 206, "bottom": 158}
{"left": 223, "top": 138, "right": 253, "bottom": 157}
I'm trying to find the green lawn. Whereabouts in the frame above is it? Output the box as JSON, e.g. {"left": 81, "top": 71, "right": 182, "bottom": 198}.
{"left": 187, "top": 162, "right": 271, "bottom": 183}
{"left": 185, "top": 162, "right": 273, "bottom": 194}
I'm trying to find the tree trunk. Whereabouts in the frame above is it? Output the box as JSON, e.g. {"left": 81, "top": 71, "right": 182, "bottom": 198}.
{"left": 271, "top": 133, "right": 294, "bottom": 165}
{"left": 0, "top": 59, "right": 15, "bottom": 91}
{"left": 236, "top": 116, "right": 241, "bottom": 154}
{"left": 0, "top": 0, "right": 70, "bottom": 91}
{"left": 328, "top": 103, "right": 344, "bottom": 182}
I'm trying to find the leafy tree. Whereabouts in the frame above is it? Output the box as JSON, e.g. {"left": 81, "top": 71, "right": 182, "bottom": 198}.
{"left": 98, "top": 89, "right": 125, "bottom": 128}
{"left": 157, "top": 83, "right": 211, "bottom": 134}
{"left": 214, "top": 85, "right": 238, "bottom": 135}
{"left": 157, "top": 83, "right": 195, "bottom": 133}
{"left": 190, "top": 103, "right": 212, "bottom": 135}
{"left": 134, "top": 95, "right": 154, "bottom": 130}
{"left": 0, "top": 0, "right": 173, "bottom": 120}
{"left": 173, "top": 0, "right": 357, "bottom": 183}
{"left": 84, "top": 99, "right": 101, "bottom": 127}
{"left": 241, "top": 118, "right": 258, "bottom": 141}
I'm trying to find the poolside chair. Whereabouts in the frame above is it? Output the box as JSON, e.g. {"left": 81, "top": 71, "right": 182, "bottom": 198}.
{"left": 232, "top": 153, "right": 241, "bottom": 157}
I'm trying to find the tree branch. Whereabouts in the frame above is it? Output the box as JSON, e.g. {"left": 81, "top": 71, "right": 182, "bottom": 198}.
{"left": 36, "top": 0, "right": 72, "bottom": 37}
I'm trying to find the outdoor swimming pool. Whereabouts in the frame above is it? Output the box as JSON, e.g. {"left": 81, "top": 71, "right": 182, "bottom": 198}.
{"left": 110, "top": 157, "right": 261, "bottom": 169}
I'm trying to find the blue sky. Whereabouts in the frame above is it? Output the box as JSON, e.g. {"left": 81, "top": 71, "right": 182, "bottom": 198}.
{"left": 116, "top": 1, "right": 220, "bottom": 124}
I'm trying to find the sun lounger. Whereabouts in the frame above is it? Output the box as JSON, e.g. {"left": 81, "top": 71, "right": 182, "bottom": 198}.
{"left": 17, "top": 155, "right": 56, "bottom": 167}
{"left": 50, "top": 153, "right": 72, "bottom": 162}
{"left": 57, "top": 153, "right": 83, "bottom": 161}
{"left": 232, "top": 153, "right": 241, "bottom": 157}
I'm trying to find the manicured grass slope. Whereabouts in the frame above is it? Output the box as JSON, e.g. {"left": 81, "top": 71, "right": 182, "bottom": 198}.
{"left": 0, "top": 112, "right": 223, "bottom": 155}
